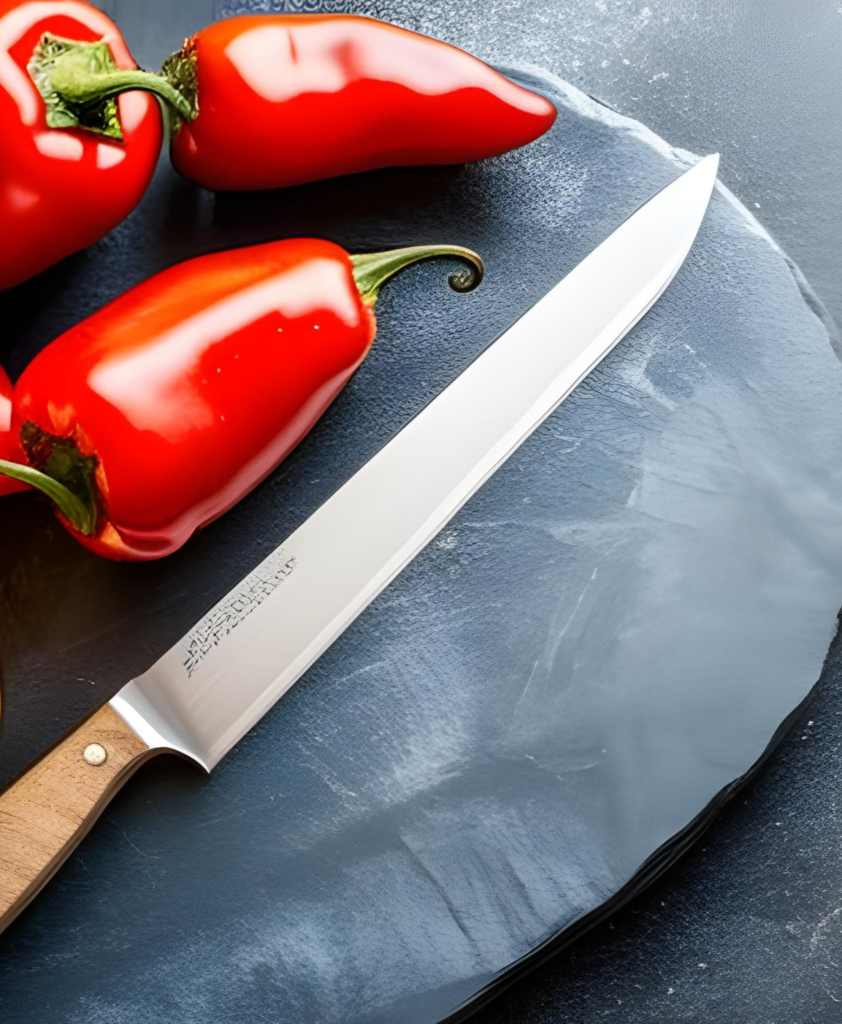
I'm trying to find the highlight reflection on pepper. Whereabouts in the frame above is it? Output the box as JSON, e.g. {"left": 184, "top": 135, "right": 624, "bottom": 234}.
{"left": 0, "top": 240, "right": 483, "bottom": 561}
{"left": 33, "top": 13, "right": 557, "bottom": 192}
{"left": 0, "top": 0, "right": 162, "bottom": 290}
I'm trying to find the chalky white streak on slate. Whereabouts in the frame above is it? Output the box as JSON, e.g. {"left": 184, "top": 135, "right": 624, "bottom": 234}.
{"left": 111, "top": 157, "right": 718, "bottom": 771}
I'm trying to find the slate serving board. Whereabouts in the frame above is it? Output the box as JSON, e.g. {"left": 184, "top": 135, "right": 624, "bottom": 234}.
{"left": 1, "top": 7, "right": 842, "bottom": 1024}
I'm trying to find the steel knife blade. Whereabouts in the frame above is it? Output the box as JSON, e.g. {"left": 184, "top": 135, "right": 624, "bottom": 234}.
{"left": 0, "top": 155, "right": 718, "bottom": 931}
{"left": 113, "top": 154, "right": 719, "bottom": 770}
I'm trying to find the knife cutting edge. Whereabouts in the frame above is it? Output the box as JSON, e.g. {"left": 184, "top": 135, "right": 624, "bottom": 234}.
{"left": 0, "top": 154, "right": 719, "bottom": 933}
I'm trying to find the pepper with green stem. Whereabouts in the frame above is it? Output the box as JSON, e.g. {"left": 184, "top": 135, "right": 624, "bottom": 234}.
{"left": 0, "top": 0, "right": 163, "bottom": 290}
{"left": 0, "top": 240, "right": 483, "bottom": 560}
{"left": 29, "top": 13, "right": 557, "bottom": 191}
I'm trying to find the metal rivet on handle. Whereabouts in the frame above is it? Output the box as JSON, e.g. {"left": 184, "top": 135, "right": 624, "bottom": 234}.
{"left": 83, "top": 743, "right": 107, "bottom": 766}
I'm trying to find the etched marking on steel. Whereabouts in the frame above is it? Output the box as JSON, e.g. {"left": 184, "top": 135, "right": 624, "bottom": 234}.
{"left": 182, "top": 549, "right": 298, "bottom": 678}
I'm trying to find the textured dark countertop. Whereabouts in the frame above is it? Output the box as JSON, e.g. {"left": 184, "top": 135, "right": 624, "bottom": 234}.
{"left": 3, "top": 2, "right": 842, "bottom": 1022}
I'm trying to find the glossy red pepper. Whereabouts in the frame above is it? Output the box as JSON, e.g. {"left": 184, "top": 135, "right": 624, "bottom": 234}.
{"left": 0, "top": 0, "right": 162, "bottom": 290}
{"left": 0, "top": 363, "right": 27, "bottom": 496}
{"left": 0, "top": 239, "right": 482, "bottom": 561}
{"left": 34, "top": 14, "right": 556, "bottom": 191}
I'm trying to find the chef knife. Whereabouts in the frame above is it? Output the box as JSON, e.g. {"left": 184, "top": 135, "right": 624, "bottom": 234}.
{"left": 0, "top": 154, "right": 719, "bottom": 933}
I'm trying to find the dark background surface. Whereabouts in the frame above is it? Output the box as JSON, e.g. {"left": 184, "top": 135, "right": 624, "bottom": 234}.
{"left": 2, "top": 1, "right": 842, "bottom": 1022}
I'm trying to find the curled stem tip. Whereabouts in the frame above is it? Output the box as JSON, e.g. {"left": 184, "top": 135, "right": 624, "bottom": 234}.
{"left": 351, "top": 245, "right": 484, "bottom": 305}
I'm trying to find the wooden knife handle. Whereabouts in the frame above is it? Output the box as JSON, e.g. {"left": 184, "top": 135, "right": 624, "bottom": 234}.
{"left": 0, "top": 704, "right": 159, "bottom": 934}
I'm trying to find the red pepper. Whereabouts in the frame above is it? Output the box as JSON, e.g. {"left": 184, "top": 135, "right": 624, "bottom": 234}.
{"left": 0, "top": 363, "right": 27, "bottom": 496}
{"left": 0, "top": 0, "right": 162, "bottom": 290}
{"left": 32, "top": 14, "right": 556, "bottom": 191}
{"left": 0, "top": 239, "right": 482, "bottom": 561}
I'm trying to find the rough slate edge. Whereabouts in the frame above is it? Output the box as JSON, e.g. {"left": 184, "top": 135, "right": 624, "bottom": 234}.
{"left": 370, "top": 71, "right": 842, "bottom": 1024}
{"left": 532, "top": 72, "right": 842, "bottom": 352}
{"left": 512, "top": 69, "right": 842, "bottom": 374}
{"left": 436, "top": 664, "right": 827, "bottom": 1024}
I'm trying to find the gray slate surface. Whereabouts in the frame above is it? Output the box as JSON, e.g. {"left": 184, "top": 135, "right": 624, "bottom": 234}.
{"left": 1, "top": 2, "right": 841, "bottom": 1023}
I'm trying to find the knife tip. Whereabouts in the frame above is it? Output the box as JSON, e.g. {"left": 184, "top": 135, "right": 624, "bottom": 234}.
{"left": 685, "top": 153, "right": 720, "bottom": 197}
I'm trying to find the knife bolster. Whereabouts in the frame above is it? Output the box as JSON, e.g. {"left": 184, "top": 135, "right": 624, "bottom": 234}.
{"left": 0, "top": 704, "right": 160, "bottom": 934}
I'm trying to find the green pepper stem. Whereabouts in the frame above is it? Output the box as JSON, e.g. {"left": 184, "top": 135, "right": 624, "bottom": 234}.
{"left": 0, "top": 459, "right": 95, "bottom": 536}
{"left": 50, "top": 55, "right": 193, "bottom": 122}
{"left": 29, "top": 33, "right": 197, "bottom": 140}
{"left": 351, "top": 245, "right": 484, "bottom": 306}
